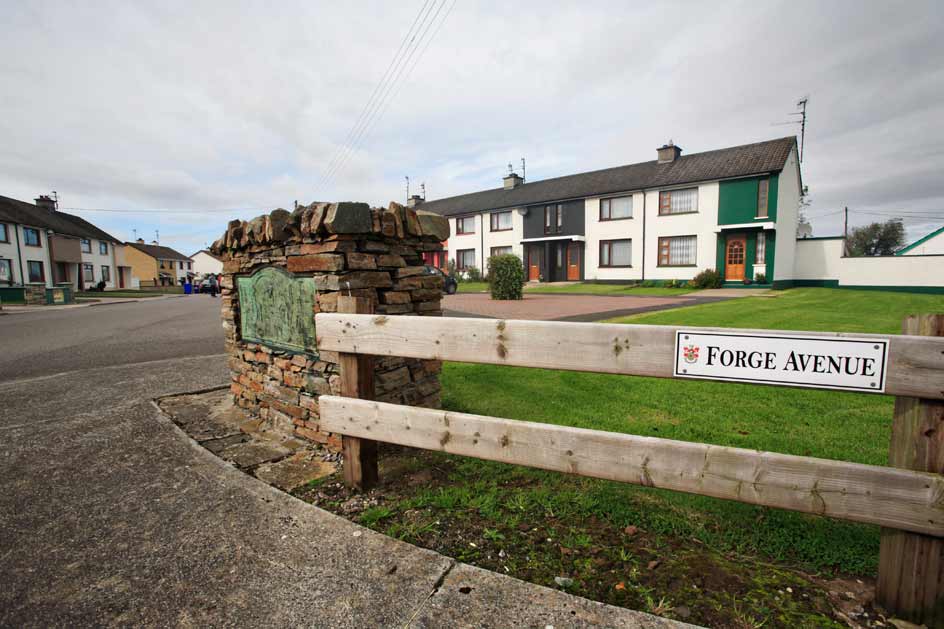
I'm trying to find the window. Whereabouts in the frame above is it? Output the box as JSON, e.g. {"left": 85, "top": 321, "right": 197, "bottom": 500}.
{"left": 600, "top": 196, "right": 633, "bottom": 220}
{"left": 544, "top": 205, "right": 562, "bottom": 234}
{"left": 0, "top": 259, "right": 12, "bottom": 283}
{"left": 187, "top": 261, "right": 192, "bottom": 270}
{"left": 24, "top": 227, "right": 41, "bottom": 247}
{"left": 83, "top": 263, "right": 95, "bottom": 282}
{"left": 456, "top": 249, "right": 475, "bottom": 270}
{"left": 490, "top": 246, "right": 512, "bottom": 257}
{"left": 490, "top": 211, "right": 512, "bottom": 232}
{"left": 757, "top": 178, "right": 769, "bottom": 218}
{"left": 0, "top": 223, "right": 8, "bottom": 243}
{"left": 80, "top": 238, "right": 91, "bottom": 253}
{"left": 99, "top": 241, "right": 108, "bottom": 255}
{"left": 456, "top": 216, "right": 475, "bottom": 235}
{"left": 28, "top": 261, "right": 45, "bottom": 283}
{"left": 658, "top": 235, "right": 697, "bottom": 266}
{"left": 179, "top": 260, "right": 184, "bottom": 270}
{"left": 101, "top": 265, "right": 111, "bottom": 282}
{"left": 658, "top": 188, "right": 698, "bottom": 215}
{"left": 755, "top": 232, "right": 766, "bottom": 264}
{"left": 599, "top": 239, "right": 632, "bottom": 267}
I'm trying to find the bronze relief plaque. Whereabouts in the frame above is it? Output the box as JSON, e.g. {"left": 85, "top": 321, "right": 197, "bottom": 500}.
{"left": 237, "top": 267, "right": 318, "bottom": 355}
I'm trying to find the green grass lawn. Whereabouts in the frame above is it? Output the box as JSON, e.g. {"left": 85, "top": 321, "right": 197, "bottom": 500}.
{"left": 438, "top": 288, "right": 944, "bottom": 575}
{"left": 456, "top": 281, "right": 489, "bottom": 293}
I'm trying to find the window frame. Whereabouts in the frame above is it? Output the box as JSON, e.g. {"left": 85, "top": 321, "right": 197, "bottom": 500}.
{"left": 544, "top": 204, "right": 563, "bottom": 235}
{"left": 24, "top": 227, "right": 41, "bottom": 247}
{"left": 83, "top": 263, "right": 95, "bottom": 282}
{"left": 456, "top": 216, "right": 475, "bottom": 235}
{"left": 599, "top": 196, "right": 633, "bottom": 221}
{"left": 490, "top": 246, "right": 512, "bottom": 258}
{"left": 599, "top": 238, "right": 633, "bottom": 268}
{"left": 99, "top": 241, "right": 108, "bottom": 255}
{"left": 0, "top": 258, "right": 12, "bottom": 284}
{"left": 80, "top": 238, "right": 91, "bottom": 253}
{"left": 27, "top": 260, "right": 45, "bottom": 283}
{"left": 489, "top": 211, "right": 512, "bottom": 232}
{"left": 101, "top": 265, "right": 111, "bottom": 282}
{"left": 657, "top": 235, "right": 698, "bottom": 267}
{"left": 0, "top": 223, "right": 9, "bottom": 243}
{"left": 456, "top": 249, "right": 476, "bottom": 271}
{"left": 658, "top": 188, "right": 699, "bottom": 216}
{"left": 755, "top": 231, "right": 766, "bottom": 265}
{"left": 756, "top": 178, "right": 769, "bottom": 219}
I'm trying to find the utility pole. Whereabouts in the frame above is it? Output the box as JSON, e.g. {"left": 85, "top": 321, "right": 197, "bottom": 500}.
{"left": 405, "top": 176, "right": 410, "bottom": 203}
{"left": 843, "top": 207, "right": 849, "bottom": 256}
{"left": 796, "top": 97, "right": 808, "bottom": 162}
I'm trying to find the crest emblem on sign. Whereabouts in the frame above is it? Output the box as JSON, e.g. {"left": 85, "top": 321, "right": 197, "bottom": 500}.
{"left": 683, "top": 345, "right": 700, "bottom": 364}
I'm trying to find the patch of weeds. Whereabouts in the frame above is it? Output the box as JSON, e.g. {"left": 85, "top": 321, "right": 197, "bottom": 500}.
{"left": 359, "top": 506, "right": 394, "bottom": 527}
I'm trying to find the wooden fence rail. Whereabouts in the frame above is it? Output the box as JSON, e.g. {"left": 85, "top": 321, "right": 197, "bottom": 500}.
{"left": 315, "top": 311, "right": 944, "bottom": 625}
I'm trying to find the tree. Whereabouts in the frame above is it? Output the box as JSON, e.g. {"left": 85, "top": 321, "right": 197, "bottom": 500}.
{"left": 846, "top": 219, "right": 905, "bottom": 256}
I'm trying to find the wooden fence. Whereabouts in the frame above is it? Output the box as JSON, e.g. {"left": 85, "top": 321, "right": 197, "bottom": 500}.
{"left": 316, "top": 298, "right": 944, "bottom": 625}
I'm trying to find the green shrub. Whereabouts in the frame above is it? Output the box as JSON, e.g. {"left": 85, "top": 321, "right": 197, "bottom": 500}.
{"left": 487, "top": 254, "right": 525, "bottom": 300}
{"left": 464, "top": 266, "right": 483, "bottom": 282}
{"left": 640, "top": 280, "right": 657, "bottom": 288}
{"left": 754, "top": 272, "right": 767, "bottom": 284}
{"left": 690, "top": 268, "right": 723, "bottom": 289}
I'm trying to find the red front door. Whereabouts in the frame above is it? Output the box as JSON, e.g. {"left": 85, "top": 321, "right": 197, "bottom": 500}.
{"left": 567, "top": 243, "right": 580, "bottom": 280}
{"left": 725, "top": 235, "right": 746, "bottom": 281}
{"left": 528, "top": 246, "right": 542, "bottom": 281}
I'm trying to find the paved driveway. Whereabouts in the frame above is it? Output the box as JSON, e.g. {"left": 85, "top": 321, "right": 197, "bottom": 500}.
{"left": 443, "top": 292, "right": 725, "bottom": 322}
{"left": 0, "top": 298, "right": 683, "bottom": 628}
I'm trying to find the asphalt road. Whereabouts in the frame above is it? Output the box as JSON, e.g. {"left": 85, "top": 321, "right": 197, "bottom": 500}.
{"left": 0, "top": 297, "right": 675, "bottom": 627}
{"left": 0, "top": 296, "right": 226, "bottom": 382}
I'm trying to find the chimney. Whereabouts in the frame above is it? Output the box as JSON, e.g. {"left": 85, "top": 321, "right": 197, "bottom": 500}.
{"left": 657, "top": 141, "right": 682, "bottom": 164}
{"left": 136, "top": 238, "right": 145, "bottom": 244}
{"left": 151, "top": 240, "right": 159, "bottom": 245}
{"left": 34, "top": 195, "right": 56, "bottom": 211}
{"left": 407, "top": 194, "right": 423, "bottom": 208}
{"left": 503, "top": 172, "right": 524, "bottom": 190}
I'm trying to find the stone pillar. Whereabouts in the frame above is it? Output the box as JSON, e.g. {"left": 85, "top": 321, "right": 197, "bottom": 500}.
{"left": 211, "top": 201, "right": 450, "bottom": 451}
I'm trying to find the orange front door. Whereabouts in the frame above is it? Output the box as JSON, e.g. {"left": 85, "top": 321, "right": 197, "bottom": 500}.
{"left": 567, "top": 243, "right": 580, "bottom": 280}
{"left": 725, "top": 235, "right": 746, "bottom": 281}
{"left": 528, "top": 246, "right": 542, "bottom": 281}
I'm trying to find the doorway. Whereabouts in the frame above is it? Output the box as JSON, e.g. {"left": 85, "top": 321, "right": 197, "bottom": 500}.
{"left": 725, "top": 234, "right": 746, "bottom": 281}
{"left": 527, "top": 246, "right": 542, "bottom": 281}
{"left": 566, "top": 242, "right": 581, "bottom": 281}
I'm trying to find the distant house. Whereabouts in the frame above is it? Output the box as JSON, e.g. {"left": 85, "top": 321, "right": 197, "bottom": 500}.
{"left": 896, "top": 226, "right": 944, "bottom": 256}
{"left": 190, "top": 249, "right": 223, "bottom": 277}
{"left": 125, "top": 240, "right": 193, "bottom": 287}
{"left": 0, "top": 194, "right": 130, "bottom": 303}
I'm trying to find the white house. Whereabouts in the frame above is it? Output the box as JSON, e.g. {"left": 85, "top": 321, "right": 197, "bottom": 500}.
{"left": 0, "top": 194, "right": 130, "bottom": 299}
{"left": 416, "top": 137, "right": 803, "bottom": 288}
{"left": 190, "top": 249, "right": 223, "bottom": 277}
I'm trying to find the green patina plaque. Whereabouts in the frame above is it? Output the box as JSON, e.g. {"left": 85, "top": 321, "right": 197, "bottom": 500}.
{"left": 237, "top": 267, "right": 318, "bottom": 355}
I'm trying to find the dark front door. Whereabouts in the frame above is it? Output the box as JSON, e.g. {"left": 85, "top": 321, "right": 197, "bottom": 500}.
{"left": 725, "top": 235, "right": 746, "bottom": 281}
{"left": 567, "top": 242, "right": 581, "bottom": 281}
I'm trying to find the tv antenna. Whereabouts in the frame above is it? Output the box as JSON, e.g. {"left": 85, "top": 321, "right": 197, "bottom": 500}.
{"left": 420, "top": 182, "right": 426, "bottom": 200}
{"left": 771, "top": 96, "right": 809, "bottom": 162}
{"left": 405, "top": 176, "right": 410, "bottom": 202}
{"left": 521, "top": 158, "right": 526, "bottom": 181}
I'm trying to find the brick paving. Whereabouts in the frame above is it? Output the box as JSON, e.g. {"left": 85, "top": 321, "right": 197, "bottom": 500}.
{"left": 442, "top": 292, "right": 719, "bottom": 322}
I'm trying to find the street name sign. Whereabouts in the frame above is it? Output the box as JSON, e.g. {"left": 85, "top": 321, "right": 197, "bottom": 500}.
{"left": 673, "top": 330, "right": 888, "bottom": 393}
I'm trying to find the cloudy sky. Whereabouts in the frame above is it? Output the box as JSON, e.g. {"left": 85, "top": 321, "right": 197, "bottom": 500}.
{"left": 2, "top": 0, "right": 942, "bottom": 254}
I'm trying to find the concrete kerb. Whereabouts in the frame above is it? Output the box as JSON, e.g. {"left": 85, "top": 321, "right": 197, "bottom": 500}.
{"left": 150, "top": 390, "right": 692, "bottom": 628}
{"left": 0, "top": 294, "right": 189, "bottom": 314}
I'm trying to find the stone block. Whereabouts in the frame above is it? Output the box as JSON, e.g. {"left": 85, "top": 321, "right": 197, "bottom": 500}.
{"left": 324, "top": 202, "right": 373, "bottom": 234}
{"left": 397, "top": 266, "right": 427, "bottom": 278}
{"left": 416, "top": 210, "right": 450, "bottom": 241}
{"left": 346, "top": 252, "right": 378, "bottom": 270}
{"left": 287, "top": 254, "right": 345, "bottom": 273}
{"left": 381, "top": 291, "right": 412, "bottom": 305}
{"left": 377, "top": 254, "right": 406, "bottom": 267}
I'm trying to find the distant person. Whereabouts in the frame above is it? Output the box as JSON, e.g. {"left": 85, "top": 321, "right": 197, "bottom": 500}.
{"left": 208, "top": 275, "right": 218, "bottom": 298}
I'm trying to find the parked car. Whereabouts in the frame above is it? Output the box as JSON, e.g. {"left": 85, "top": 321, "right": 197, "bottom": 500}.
{"left": 425, "top": 265, "right": 457, "bottom": 295}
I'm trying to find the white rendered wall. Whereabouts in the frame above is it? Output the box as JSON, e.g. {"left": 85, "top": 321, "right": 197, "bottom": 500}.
{"left": 584, "top": 194, "right": 644, "bottom": 280}
{"left": 18, "top": 224, "right": 52, "bottom": 287}
{"left": 481, "top": 210, "right": 524, "bottom": 267}
{"left": 644, "top": 182, "right": 720, "bottom": 280}
{"left": 0, "top": 221, "right": 21, "bottom": 284}
{"left": 900, "top": 230, "right": 944, "bottom": 255}
{"left": 838, "top": 255, "right": 944, "bottom": 287}
{"left": 773, "top": 147, "right": 801, "bottom": 281}
{"left": 794, "top": 238, "right": 844, "bottom": 280}
{"left": 81, "top": 239, "right": 117, "bottom": 289}
{"left": 192, "top": 251, "right": 223, "bottom": 276}
{"left": 447, "top": 215, "right": 483, "bottom": 272}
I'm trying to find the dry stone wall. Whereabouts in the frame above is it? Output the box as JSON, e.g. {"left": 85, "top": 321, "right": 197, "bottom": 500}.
{"left": 211, "top": 201, "right": 449, "bottom": 451}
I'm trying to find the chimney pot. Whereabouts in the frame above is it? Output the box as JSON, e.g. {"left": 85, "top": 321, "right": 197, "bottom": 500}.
{"left": 657, "top": 142, "right": 683, "bottom": 164}
{"left": 503, "top": 172, "right": 524, "bottom": 190}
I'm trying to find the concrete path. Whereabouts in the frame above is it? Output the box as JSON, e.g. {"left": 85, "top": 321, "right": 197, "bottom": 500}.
{"left": 443, "top": 292, "right": 729, "bottom": 322}
{"left": 0, "top": 298, "right": 687, "bottom": 628}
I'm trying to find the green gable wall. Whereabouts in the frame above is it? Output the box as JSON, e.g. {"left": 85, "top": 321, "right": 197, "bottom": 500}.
{"left": 718, "top": 174, "right": 778, "bottom": 225}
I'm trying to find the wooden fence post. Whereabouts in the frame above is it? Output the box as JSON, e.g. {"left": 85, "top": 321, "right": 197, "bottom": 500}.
{"left": 877, "top": 313, "right": 944, "bottom": 625}
{"left": 337, "top": 295, "right": 378, "bottom": 491}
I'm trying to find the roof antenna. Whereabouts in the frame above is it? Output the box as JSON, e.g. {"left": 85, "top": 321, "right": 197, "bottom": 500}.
{"left": 520, "top": 158, "right": 526, "bottom": 182}
{"left": 155, "top": 229, "right": 159, "bottom": 245}
{"left": 420, "top": 182, "right": 426, "bottom": 200}
{"left": 133, "top": 228, "right": 137, "bottom": 240}
{"left": 405, "top": 176, "right": 410, "bottom": 202}
{"left": 52, "top": 191, "right": 59, "bottom": 210}
{"left": 771, "top": 96, "right": 809, "bottom": 162}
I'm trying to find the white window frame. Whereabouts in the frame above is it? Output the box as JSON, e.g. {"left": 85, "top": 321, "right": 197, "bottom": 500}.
{"left": 755, "top": 232, "right": 766, "bottom": 265}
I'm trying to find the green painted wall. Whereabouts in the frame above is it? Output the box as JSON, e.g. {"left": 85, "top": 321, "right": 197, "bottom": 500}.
{"left": 0, "top": 287, "right": 26, "bottom": 304}
{"left": 718, "top": 175, "right": 778, "bottom": 225}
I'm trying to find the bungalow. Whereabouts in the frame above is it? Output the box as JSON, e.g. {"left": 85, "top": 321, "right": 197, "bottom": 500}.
{"left": 125, "top": 240, "right": 194, "bottom": 287}
{"left": 190, "top": 249, "right": 223, "bottom": 277}
{"left": 415, "top": 136, "right": 803, "bottom": 287}
{"left": 0, "top": 194, "right": 130, "bottom": 303}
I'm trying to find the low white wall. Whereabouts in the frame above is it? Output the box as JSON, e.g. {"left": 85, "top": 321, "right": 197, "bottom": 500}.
{"left": 838, "top": 255, "right": 944, "bottom": 287}
{"left": 794, "top": 238, "right": 844, "bottom": 280}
